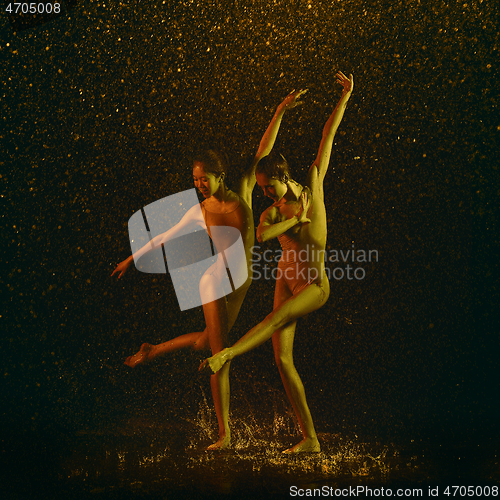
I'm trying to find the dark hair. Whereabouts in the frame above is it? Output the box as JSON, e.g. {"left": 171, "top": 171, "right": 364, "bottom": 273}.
{"left": 192, "top": 149, "right": 228, "bottom": 179}
{"left": 256, "top": 151, "right": 291, "bottom": 182}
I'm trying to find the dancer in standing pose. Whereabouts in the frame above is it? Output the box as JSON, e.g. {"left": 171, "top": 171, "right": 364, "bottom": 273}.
{"left": 200, "top": 71, "right": 354, "bottom": 453}
{"left": 111, "top": 89, "right": 307, "bottom": 449}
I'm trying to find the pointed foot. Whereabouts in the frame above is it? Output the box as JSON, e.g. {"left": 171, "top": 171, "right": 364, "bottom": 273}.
{"left": 124, "top": 343, "right": 155, "bottom": 368}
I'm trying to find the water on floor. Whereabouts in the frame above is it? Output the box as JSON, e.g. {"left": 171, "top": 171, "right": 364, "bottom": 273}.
{"left": 3, "top": 392, "right": 498, "bottom": 500}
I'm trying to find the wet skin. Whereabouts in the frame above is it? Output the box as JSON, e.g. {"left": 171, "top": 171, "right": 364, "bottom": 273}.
{"left": 200, "top": 73, "right": 354, "bottom": 453}
{"left": 113, "top": 88, "right": 309, "bottom": 449}
{"left": 121, "top": 162, "right": 253, "bottom": 450}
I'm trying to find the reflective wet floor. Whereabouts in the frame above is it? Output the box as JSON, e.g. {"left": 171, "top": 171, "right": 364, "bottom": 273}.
{"left": 3, "top": 410, "right": 499, "bottom": 500}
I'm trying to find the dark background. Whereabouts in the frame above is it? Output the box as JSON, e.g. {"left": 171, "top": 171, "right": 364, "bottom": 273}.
{"left": 2, "top": 0, "right": 498, "bottom": 479}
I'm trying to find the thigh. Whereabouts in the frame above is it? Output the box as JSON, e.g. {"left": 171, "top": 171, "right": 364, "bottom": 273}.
{"left": 202, "top": 262, "right": 250, "bottom": 350}
{"left": 202, "top": 295, "right": 229, "bottom": 353}
{"left": 274, "top": 272, "right": 293, "bottom": 309}
{"left": 225, "top": 278, "right": 251, "bottom": 331}
{"left": 199, "top": 258, "right": 228, "bottom": 304}
{"left": 271, "top": 274, "right": 296, "bottom": 360}
{"left": 200, "top": 261, "right": 231, "bottom": 352}
{"left": 271, "top": 276, "right": 330, "bottom": 332}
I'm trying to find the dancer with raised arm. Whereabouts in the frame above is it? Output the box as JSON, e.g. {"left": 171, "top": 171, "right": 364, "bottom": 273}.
{"left": 111, "top": 89, "right": 306, "bottom": 450}
{"left": 200, "top": 71, "right": 354, "bottom": 453}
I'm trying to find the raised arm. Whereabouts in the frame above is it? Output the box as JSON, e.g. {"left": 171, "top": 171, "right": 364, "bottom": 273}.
{"left": 310, "top": 72, "right": 353, "bottom": 183}
{"left": 239, "top": 89, "right": 307, "bottom": 206}
{"left": 111, "top": 204, "right": 205, "bottom": 279}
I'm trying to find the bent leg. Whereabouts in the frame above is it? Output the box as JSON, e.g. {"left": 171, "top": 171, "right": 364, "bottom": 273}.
{"left": 201, "top": 276, "right": 329, "bottom": 374}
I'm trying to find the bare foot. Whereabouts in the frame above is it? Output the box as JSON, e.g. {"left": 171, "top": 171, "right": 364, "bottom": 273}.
{"left": 124, "top": 343, "right": 155, "bottom": 368}
{"left": 199, "top": 348, "right": 231, "bottom": 374}
{"left": 283, "top": 437, "right": 321, "bottom": 453}
{"left": 207, "top": 434, "right": 231, "bottom": 451}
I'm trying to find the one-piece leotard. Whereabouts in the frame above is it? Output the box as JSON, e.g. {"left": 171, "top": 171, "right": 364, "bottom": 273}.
{"left": 275, "top": 188, "right": 321, "bottom": 295}
{"left": 201, "top": 193, "right": 253, "bottom": 297}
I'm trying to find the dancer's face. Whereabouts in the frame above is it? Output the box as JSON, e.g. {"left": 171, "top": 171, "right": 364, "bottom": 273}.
{"left": 256, "top": 172, "right": 288, "bottom": 202}
{"left": 193, "top": 162, "right": 222, "bottom": 198}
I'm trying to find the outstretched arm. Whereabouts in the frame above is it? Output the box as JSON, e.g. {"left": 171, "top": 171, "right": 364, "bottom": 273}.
{"left": 111, "top": 204, "right": 204, "bottom": 279}
{"left": 310, "top": 72, "right": 353, "bottom": 183}
{"left": 239, "top": 89, "right": 307, "bottom": 205}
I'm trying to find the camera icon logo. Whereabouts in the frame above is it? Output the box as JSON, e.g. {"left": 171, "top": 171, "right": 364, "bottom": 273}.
{"left": 128, "top": 189, "right": 247, "bottom": 311}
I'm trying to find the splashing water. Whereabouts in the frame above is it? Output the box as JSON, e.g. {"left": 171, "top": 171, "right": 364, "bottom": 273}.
{"left": 57, "top": 392, "right": 423, "bottom": 500}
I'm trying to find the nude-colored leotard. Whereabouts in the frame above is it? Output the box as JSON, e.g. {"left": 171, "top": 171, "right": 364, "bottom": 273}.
{"left": 201, "top": 193, "right": 254, "bottom": 297}
{"left": 277, "top": 232, "right": 319, "bottom": 295}
{"left": 274, "top": 188, "right": 321, "bottom": 295}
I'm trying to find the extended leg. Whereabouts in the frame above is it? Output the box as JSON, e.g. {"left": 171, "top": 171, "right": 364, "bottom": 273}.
{"left": 209, "top": 362, "right": 231, "bottom": 450}
{"left": 124, "top": 329, "right": 209, "bottom": 368}
{"left": 200, "top": 265, "right": 232, "bottom": 450}
{"left": 271, "top": 277, "right": 320, "bottom": 452}
{"left": 272, "top": 322, "right": 320, "bottom": 453}
{"left": 124, "top": 267, "right": 253, "bottom": 368}
{"left": 208, "top": 281, "right": 251, "bottom": 449}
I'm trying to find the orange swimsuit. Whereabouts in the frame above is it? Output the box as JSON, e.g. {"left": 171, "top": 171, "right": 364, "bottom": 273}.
{"left": 275, "top": 189, "right": 319, "bottom": 295}
{"left": 277, "top": 232, "right": 318, "bottom": 295}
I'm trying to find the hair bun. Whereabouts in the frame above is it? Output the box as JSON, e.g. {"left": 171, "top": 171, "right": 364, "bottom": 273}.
{"left": 256, "top": 150, "right": 291, "bottom": 182}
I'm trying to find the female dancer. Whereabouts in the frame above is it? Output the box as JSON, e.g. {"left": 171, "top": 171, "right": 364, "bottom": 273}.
{"left": 200, "top": 71, "right": 354, "bottom": 453}
{"left": 111, "top": 89, "right": 306, "bottom": 450}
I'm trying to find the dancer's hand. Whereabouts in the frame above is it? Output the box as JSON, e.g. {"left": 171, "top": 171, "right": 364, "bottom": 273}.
{"left": 336, "top": 71, "right": 354, "bottom": 96}
{"left": 278, "top": 89, "right": 308, "bottom": 112}
{"left": 111, "top": 257, "right": 133, "bottom": 279}
{"left": 297, "top": 192, "right": 311, "bottom": 224}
